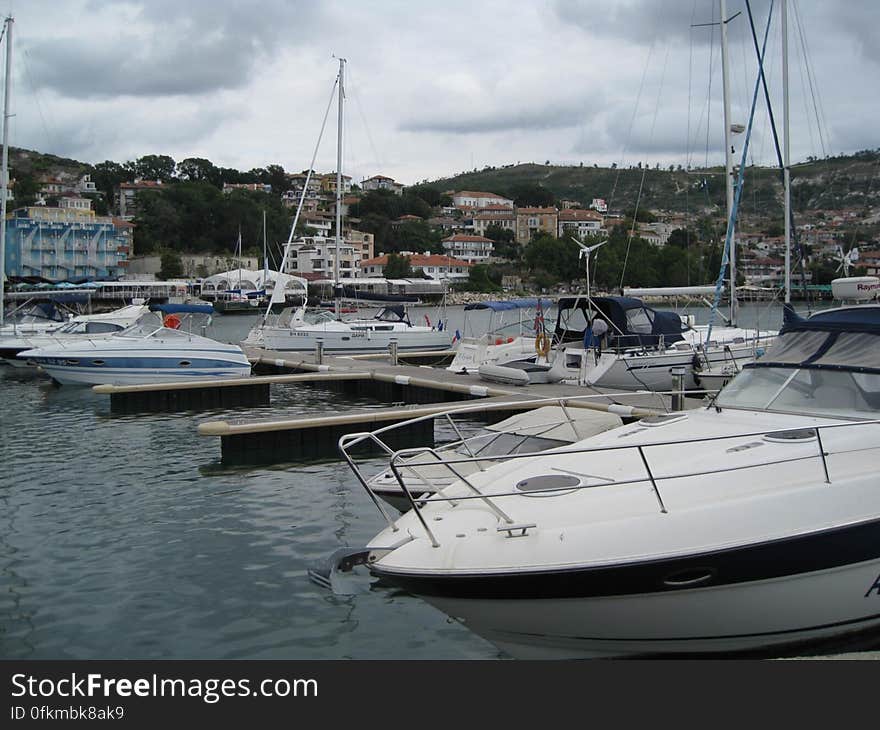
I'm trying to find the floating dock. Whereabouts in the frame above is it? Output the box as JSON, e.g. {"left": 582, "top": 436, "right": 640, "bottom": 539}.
{"left": 92, "top": 346, "right": 690, "bottom": 465}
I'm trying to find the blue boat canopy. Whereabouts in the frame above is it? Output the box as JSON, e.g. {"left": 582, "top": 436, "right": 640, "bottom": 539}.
{"left": 781, "top": 303, "right": 880, "bottom": 336}
{"left": 554, "top": 295, "right": 687, "bottom": 348}
{"left": 464, "top": 298, "right": 553, "bottom": 312}
{"left": 149, "top": 303, "right": 214, "bottom": 315}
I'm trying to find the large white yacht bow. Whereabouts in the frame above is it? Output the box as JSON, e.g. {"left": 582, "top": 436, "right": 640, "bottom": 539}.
{"left": 332, "top": 288, "right": 880, "bottom": 658}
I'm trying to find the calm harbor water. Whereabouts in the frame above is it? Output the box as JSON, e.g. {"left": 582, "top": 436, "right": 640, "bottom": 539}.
{"left": 1, "top": 302, "right": 875, "bottom": 660}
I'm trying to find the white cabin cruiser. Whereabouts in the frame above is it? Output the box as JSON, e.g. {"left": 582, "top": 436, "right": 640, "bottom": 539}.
{"left": 0, "top": 300, "right": 73, "bottom": 338}
{"left": 331, "top": 300, "right": 880, "bottom": 658}
{"left": 243, "top": 304, "right": 452, "bottom": 354}
{"left": 480, "top": 295, "right": 775, "bottom": 391}
{"left": 19, "top": 304, "right": 252, "bottom": 386}
{"left": 0, "top": 304, "right": 149, "bottom": 367}
{"left": 447, "top": 298, "right": 554, "bottom": 374}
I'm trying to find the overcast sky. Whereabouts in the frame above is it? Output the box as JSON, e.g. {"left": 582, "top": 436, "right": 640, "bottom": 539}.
{"left": 3, "top": 0, "right": 878, "bottom": 186}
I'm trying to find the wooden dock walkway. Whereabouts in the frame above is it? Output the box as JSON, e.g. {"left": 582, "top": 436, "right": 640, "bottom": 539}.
{"left": 92, "top": 346, "right": 692, "bottom": 464}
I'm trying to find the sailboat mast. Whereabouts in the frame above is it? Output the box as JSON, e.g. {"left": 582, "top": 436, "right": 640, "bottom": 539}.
{"left": 782, "top": 0, "right": 792, "bottom": 303}
{"left": 334, "top": 57, "right": 345, "bottom": 316}
{"left": 262, "top": 209, "right": 268, "bottom": 295}
{"left": 720, "top": 0, "right": 737, "bottom": 325}
{"left": 0, "top": 16, "right": 13, "bottom": 327}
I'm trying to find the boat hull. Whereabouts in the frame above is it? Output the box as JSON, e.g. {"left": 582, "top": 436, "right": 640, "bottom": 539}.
{"left": 577, "top": 342, "right": 762, "bottom": 391}
{"left": 259, "top": 328, "right": 452, "bottom": 353}
{"left": 34, "top": 362, "right": 252, "bottom": 386}
{"left": 400, "top": 558, "right": 880, "bottom": 659}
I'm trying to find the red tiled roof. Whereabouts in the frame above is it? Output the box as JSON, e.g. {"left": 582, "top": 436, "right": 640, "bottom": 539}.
{"left": 559, "top": 209, "right": 604, "bottom": 221}
{"left": 455, "top": 191, "right": 509, "bottom": 199}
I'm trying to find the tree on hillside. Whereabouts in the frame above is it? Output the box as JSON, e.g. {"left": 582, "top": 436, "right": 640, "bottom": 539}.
{"left": 462, "top": 264, "right": 502, "bottom": 293}
{"left": 484, "top": 223, "right": 518, "bottom": 260}
{"left": 509, "top": 182, "right": 554, "bottom": 207}
{"left": 158, "top": 250, "right": 184, "bottom": 279}
{"left": 134, "top": 154, "right": 176, "bottom": 182}
{"left": 89, "top": 160, "right": 134, "bottom": 202}
{"left": 623, "top": 207, "right": 657, "bottom": 223}
{"left": 523, "top": 233, "right": 581, "bottom": 285}
{"left": 384, "top": 253, "right": 413, "bottom": 279}
{"left": 177, "top": 157, "right": 221, "bottom": 187}
{"left": 408, "top": 184, "right": 442, "bottom": 207}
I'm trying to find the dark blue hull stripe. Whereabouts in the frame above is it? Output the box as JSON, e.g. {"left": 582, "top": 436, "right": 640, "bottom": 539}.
{"left": 370, "top": 518, "right": 880, "bottom": 600}
{"left": 30, "top": 356, "right": 245, "bottom": 369}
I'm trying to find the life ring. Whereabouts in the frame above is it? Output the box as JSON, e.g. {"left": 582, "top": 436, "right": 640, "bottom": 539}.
{"left": 163, "top": 314, "right": 182, "bottom": 330}
{"left": 535, "top": 332, "right": 551, "bottom": 357}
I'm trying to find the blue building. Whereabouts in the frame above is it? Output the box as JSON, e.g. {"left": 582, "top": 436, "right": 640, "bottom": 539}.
{"left": 3, "top": 200, "right": 132, "bottom": 281}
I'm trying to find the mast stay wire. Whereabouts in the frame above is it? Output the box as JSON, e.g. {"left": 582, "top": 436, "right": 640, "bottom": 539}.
{"left": 606, "top": 36, "right": 654, "bottom": 214}
{"left": 262, "top": 70, "right": 339, "bottom": 324}
{"left": 346, "top": 65, "right": 384, "bottom": 180}
{"left": 20, "top": 47, "right": 59, "bottom": 160}
{"left": 619, "top": 42, "right": 670, "bottom": 291}
{"left": 792, "top": 0, "right": 831, "bottom": 158}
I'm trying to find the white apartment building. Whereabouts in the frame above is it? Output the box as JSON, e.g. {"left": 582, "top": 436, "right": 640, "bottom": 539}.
{"left": 558, "top": 209, "right": 604, "bottom": 239}
{"left": 362, "top": 175, "right": 405, "bottom": 195}
{"left": 285, "top": 236, "right": 361, "bottom": 279}
{"left": 441, "top": 234, "right": 494, "bottom": 263}
{"left": 452, "top": 191, "right": 514, "bottom": 210}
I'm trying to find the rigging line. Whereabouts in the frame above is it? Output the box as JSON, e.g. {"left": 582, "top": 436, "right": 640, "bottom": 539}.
{"left": 706, "top": 0, "right": 774, "bottom": 346}
{"left": 607, "top": 35, "right": 654, "bottom": 213}
{"left": 261, "top": 71, "right": 339, "bottom": 325}
{"left": 703, "top": 0, "right": 716, "bottom": 170}
{"left": 686, "top": 0, "right": 697, "bottom": 170}
{"left": 619, "top": 42, "right": 670, "bottom": 291}
{"left": 21, "top": 47, "right": 57, "bottom": 153}
{"left": 744, "top": 0, "right": 810, "bottom": 309}
{"left": 792, "top": 15, "right": 818, "bottom": 161}
{"left": 686, "top": 0, "right": 698, "bottom": 284}
{"left": 346, "top": 66, "right": 383, "bottom": 174}
{"left": 792, "top": 0, "right": 831, "bottom": 157}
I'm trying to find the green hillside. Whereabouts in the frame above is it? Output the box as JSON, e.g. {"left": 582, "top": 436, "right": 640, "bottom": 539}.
{"left": 429, "top": 149, "right": 880, "bottom": 220}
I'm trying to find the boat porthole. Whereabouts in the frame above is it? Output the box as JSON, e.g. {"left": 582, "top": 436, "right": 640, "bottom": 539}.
{"left": 92, "top": 360, "right": 105, "bottom": 366}
{"left": 65, "top": 359, "right": 79, "bottom": 366}
{"left": 179, "top": 361, "right": 192, "bottom": 367}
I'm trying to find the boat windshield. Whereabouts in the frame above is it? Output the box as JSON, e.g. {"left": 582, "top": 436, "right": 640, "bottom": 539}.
{"left": 118, "top": 313, "right": 164, "bottom": 337}
{"left": 303, "top": 310, "right": 337, "bottom": 325}
{"left": 715, "top": 366, "right": 880, "bottom": 417}
{"left": 53, "top": 320, "right": 125, "bottom": 335}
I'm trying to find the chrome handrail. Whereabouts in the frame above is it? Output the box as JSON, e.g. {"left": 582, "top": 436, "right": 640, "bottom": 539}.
{"left": 344, "top": 414, "right": 880, "bottom": 546}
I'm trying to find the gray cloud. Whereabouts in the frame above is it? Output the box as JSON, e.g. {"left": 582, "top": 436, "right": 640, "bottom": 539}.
{"left": 23, "top": 0, "right": 323, "bottom": 99}
{"left": 400, "top": 98, "right": 599, "bottom": 135}
{"left": 6, "top": 0, "right": 877, "bottom": 183}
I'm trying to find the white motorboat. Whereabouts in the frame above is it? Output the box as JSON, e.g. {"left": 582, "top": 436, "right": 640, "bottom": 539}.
{"left": 0, "top": 304, "right": 148, "bottom": 367}
{"left": 0, "top": 300, "right": 74, "bottom": 338}
{"left": 19, "top": 304, "right": 252, "bottom": 386}
{"left": 244, "top": 304, "right": 452, "bottom": 354}
{"left": 447, "top": 298, "right": 554, "bottom": 374}
{"left": 478, "top": 295, "right": 774, "bottom": 391}
{"left": 328, "top": 293, "right": 880, "bottom": 658}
